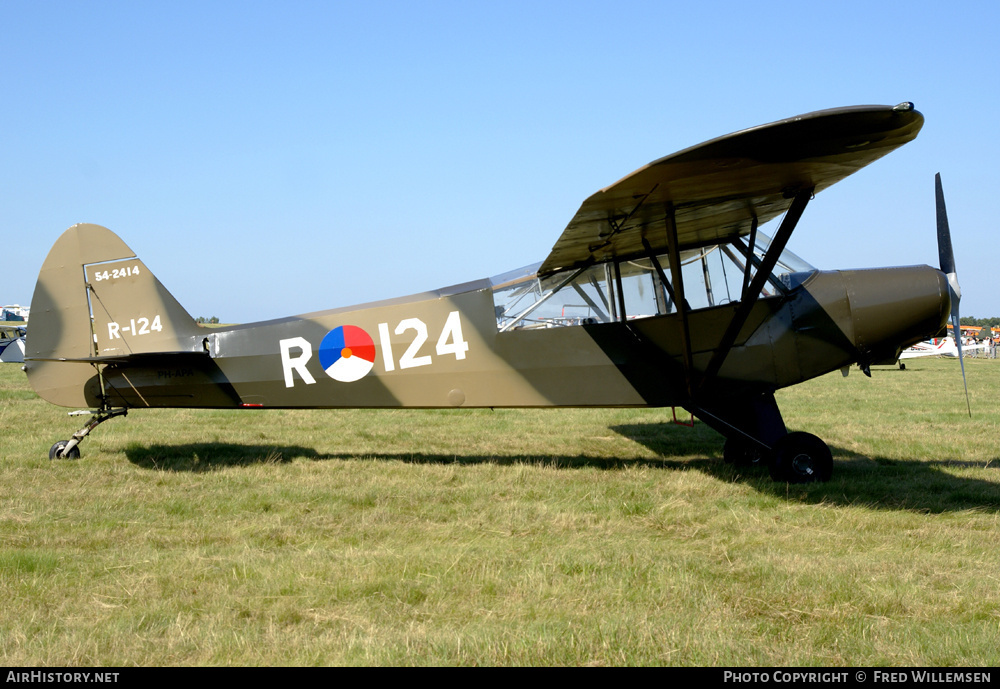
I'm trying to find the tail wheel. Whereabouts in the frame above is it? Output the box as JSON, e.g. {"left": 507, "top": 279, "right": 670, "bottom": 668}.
{"left": 48, "top": 441, "right": 80, "bottom": 460}
{"left": 768, "top": 432, "right": 832, "bottom": 483}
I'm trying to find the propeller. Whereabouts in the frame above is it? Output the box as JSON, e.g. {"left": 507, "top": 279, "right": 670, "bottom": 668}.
{"left": 936, "top": 173, "right": 971, "bottom": 417}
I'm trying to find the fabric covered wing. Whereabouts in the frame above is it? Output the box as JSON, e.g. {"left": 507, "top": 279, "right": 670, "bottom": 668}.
{"left": 538, "top": 104, "right": 924, "bottom": 276}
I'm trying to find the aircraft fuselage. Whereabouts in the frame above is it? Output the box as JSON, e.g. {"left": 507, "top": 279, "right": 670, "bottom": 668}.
{"left": 45, "top": 265, "right": 948, "bottom": 414}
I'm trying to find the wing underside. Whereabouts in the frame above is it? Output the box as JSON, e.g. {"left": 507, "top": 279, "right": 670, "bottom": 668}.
{"left": 539, "top": 104, "right": 924, "bottom": 276}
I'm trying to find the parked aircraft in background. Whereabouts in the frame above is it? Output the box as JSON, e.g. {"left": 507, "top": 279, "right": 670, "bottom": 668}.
{"left": 25, "top": 103, "right": 959, "bottom": 483}
{"left": 899, "top": 337, "right": 988, "bottom": 361}
{"left": 0, "top": 325, "right": 26, "bottom": 363}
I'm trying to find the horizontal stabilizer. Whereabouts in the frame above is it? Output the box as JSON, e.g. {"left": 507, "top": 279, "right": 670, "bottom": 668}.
{"left": 26, "top": 351, "right": 211, "bottom": 365}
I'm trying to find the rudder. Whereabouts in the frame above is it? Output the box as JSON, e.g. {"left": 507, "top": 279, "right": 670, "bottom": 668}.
{"left": 25, "top": 224, "right": 204, "bottom": 407}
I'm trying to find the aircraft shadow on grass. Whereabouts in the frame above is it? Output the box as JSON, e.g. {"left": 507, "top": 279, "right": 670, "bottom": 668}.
{"left": 612, "top": 422, "right": 1000, "bottom": 513}
{"left": 125, "top": 442, "right": 320, "bottom": 471}
{"left": 124, "top": 423, "right": 1000, "bottom": 513}
{"left": 123, "top": 441, "right": 681, "bottom": 473}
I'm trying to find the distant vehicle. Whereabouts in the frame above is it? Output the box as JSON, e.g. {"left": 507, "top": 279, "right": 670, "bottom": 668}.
{"left": 1, "top": 305, "right": 29, "bottom": 322}
{"left": 24, "top": 103, "right": 961, "bottom": 483}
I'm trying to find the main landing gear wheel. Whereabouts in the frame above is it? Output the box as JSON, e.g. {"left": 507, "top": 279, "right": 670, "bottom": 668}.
{"left": 49, "top": 441, "right": 81, "bottom": 460}
{"left": 768, "top": 432, "right": 832, "bottom": 483}
{"left": 723, "top": 437, "right": 765, "bottom": 467}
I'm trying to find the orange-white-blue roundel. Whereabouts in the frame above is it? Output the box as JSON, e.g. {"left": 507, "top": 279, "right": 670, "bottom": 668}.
{"left": 318, "top": 325, "right": 376, "bottom": 382}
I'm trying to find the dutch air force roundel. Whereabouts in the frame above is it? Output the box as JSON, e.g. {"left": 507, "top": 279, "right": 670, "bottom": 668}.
{"left": 318, "top": 325, "right": 377, "bottom": 382}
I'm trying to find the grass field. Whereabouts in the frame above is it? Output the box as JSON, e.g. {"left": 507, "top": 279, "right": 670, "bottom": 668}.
{"left": 1, "top": 358, "right": 999, "bottom": 666}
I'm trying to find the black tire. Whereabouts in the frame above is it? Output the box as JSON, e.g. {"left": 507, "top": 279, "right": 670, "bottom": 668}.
{"left": 48, "top": 440, "right": 80, "bottom": 460}
{"left": 723, "top": 436, "right": 765, "bottom": 467}
{"left": 768, "top": 432, "right": 832, "bottom": 483}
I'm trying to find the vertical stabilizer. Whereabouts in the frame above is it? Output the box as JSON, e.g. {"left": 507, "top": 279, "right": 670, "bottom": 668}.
{"left": 25, "top": 224, "right": 203, "bottom": 407}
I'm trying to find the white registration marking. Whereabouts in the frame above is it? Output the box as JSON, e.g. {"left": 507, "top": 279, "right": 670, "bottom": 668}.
{"left": 105, "top": 315, "right": 163, "bottom": 340}
{"left": 377, "top": 312, "right": 470, "bottom": 372}
{"left": 394, "top": 318, "right": 432, "bottom": 369}
{"left": 279, "top": 337, "right": 316, "bottom": 387}
{"left": 435, "top": 310, "right": 469, "bottom": 360}
{"left": 378, "top": 322, "right": 394, "bottom": 372}
{"left": 281, "top": 311, "right": 471, "bottom": 388}
{"left": 93, "top": 265, "right": 142, "bottom": 282}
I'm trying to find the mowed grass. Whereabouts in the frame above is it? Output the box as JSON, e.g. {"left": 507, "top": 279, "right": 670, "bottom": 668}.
{"left": 1, "top": 358, "right": 999, "bottom": 666}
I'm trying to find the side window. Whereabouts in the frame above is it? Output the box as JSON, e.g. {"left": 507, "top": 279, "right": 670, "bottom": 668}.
{"left": 492, "top": 264, "right": 615, "bottom": 330}
{"left": 620, "top": 247, "right": 746, "bottom": 317}
{"left": 491, "top": 232, "right": 815, "bottom": 330}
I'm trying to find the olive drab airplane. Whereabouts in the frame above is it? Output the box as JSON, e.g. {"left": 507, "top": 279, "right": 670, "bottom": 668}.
{"left": 25, "top": 103, "right": 961, "bottom": 483}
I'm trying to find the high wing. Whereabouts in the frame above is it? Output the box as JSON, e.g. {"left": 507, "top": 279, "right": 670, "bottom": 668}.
{"left": 539, "top": 104, "right": 924, "bottom": 276}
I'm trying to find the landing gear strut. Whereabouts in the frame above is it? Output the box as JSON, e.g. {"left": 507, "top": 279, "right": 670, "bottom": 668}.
{"left": 48, "top": 407, "right": 128, "bottom": 460}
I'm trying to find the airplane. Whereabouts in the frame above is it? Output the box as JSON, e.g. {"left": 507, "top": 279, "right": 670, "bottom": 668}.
{"left": 0, "top": 324, "right": 26, "bottom": 363}
{"left": 24, "top": 103, "right": 960, "bottom": 483}
{"left": 899, "top": 336, "right": 988, "bottom": 361}
{"left": 870, "top": 335, "right": 987, "bottom": 372}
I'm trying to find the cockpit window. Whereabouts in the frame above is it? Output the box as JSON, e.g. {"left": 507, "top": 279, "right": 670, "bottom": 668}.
{"left": 491, "top": 262, "right": 611, "bottom": 331}
{"left": 491, "top": 231, "right": 816, "bottom": 331}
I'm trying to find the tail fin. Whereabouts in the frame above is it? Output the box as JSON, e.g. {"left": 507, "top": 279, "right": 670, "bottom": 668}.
{"left": 25, "top": 223, "right": 204, "bottom": 407}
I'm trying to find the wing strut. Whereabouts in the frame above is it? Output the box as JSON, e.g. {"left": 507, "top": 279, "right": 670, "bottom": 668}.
{"left": 640, "top": 237, "right": 677, "bottom": 307}
{"left": 613, "top": 260, "right": 627, "bottom": 322}
{"left": 742, "top": 214, "right": 759, "bottom": 299}
{"left": 571, "top": 282, "right": 609, "bottom": 322}
{"left": 660, "top": 204, "right": 695, "bottom": 396}
{"left": 700, "top": 189, "right": 813, "bottom": 387}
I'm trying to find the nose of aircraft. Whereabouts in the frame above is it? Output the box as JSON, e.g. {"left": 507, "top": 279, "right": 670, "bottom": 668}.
{"left": 845, "top": 265, "right": 951, "bottom": 361}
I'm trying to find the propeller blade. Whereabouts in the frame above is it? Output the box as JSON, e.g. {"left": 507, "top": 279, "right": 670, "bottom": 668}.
{"left": 936, "top": 173, "right": 971, "bottom": 417}
{"left": 936, "top": 173, "right": 955, "bottom": 276}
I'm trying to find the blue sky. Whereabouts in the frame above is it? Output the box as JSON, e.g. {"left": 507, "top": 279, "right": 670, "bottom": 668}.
{"left": 2, "top": 1, "right": 997, "bottom": 323}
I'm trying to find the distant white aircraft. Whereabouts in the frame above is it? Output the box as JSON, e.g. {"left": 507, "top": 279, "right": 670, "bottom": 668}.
{"left": 899, "top": 336, "right": 989, "bottom": 360}
{"left": 0, "top": 325, "right": 26, "bottom": 363}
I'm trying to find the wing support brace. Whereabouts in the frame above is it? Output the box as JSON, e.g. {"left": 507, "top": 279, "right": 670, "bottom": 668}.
{"left": 640, "top": 236, "right": 678, "bottom": 307}
{"left": 700, "top": 189, "right": 813, "bottom": 387}
{"left": 659, "top": 204, "right": 695, "bottom": 396}
{"left": 742, "top": 214, "right": 759, "bottom": 298}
